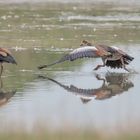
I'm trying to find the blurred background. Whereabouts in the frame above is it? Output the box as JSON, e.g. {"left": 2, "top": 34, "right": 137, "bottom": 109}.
{"left": 0, "top": 0, "right": 140, "bottom": 140}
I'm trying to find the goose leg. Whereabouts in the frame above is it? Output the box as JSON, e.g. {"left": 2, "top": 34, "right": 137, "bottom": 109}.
{"left": 0, "top": 63, "right": 3, "bottom": 77}
{"left": 95, "top": 74, "right": 106, "bottom": 86}
{"left": 120, "top": 58, "right": 130, "bottom": 72}
{"left": 94, "top": 64, "right": 105, "bottom": 70}
{"left": 0, "top": 77, "right": 3, "bottom": 88}
{"left": 94, "top": 59, "right": 106, "bottom": 71}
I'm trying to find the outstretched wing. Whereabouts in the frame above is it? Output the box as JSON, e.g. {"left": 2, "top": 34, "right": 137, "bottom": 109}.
{"left": 66, "top": 46, "right": 106, "bottom": 61}
{"left": 38, "top": 46, "right": 110, "bottom": 69}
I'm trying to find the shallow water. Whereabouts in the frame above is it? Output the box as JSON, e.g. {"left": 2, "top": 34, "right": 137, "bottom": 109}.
{"left": 0, "top": 2, "right": 140, "bottom": 134}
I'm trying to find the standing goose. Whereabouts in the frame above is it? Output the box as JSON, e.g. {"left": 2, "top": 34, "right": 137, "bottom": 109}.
{"left": 38, "top": 40, "right": 134, "bottom": 72}
{"left": 0, "top": 48, "right": 17, "bottom": 76}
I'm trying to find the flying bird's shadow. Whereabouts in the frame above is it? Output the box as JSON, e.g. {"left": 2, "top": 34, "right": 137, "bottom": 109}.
{"left": 38, "top": 72, "right": 134, "bottom": 104}
{"left": 0, "top": 78, "right": 16, "bottom": 107}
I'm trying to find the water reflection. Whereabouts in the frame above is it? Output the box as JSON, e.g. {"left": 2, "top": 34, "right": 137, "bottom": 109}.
{"left": 0, "top": 78, "right": 16, "bottom": 107}
{"left": 39, "top": 73, "right": 134, "bottom": 103}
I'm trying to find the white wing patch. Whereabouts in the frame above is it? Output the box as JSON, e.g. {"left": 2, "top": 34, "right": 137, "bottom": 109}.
{"left": 71, "top": 46, "right": 97, "bottom": 54}
{"left": 111, "top": 46, "right": 120, "bottom": 51}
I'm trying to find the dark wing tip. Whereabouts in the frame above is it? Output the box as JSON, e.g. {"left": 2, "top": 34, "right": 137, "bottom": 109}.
{"left": 8, "top": 55, "right": 17, "bottom": 65}
{"left": 106, "top": 59, "right": 123, "bottom": 69}
{"left": 12, "top": 59, "right": 17, "bottom": 65}
{"left": 14, "top": 61, "right": 17, "bottom": 65}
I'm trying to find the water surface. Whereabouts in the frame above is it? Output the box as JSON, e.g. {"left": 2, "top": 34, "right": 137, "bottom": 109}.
{"left": 0, "top": 2, "right": 140, "bottom": 134}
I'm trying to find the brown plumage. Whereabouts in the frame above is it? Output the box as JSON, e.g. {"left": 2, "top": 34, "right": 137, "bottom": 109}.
{"left": 38, "top": 40, "right": 134, "bottom": 72}
{"left": 0, "top": 48, "right": 17, "bottom": 76}
{"left": 38, "top": 74, "right": 134, "bottom": 103}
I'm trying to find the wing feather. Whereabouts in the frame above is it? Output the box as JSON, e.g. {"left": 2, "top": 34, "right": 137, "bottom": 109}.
{"left": 38, "top": 46, "right": 111, "bottom": 69}
{"left": 68, "top": 46, "right": 102, "bottom": 61}
{"left": 110, "top": 46, "right": 126, "bottom": 55}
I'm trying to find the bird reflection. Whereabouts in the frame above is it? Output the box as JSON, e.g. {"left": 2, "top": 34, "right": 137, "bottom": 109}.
{"left": 38, "top": 73, "right": 134, "bottom": 104}
{"left": 0, "top": 78, "right": 16, "bottom": 107}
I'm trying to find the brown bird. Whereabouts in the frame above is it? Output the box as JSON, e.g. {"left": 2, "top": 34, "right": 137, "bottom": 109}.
{"left": 38, "top": 40, "right": 134, "bottom": 72}
{"left": 0, "top": 48, "right": 17, "bottom": 76}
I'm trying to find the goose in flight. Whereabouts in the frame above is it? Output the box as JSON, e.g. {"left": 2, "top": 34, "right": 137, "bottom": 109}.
{"left": 38, "top": 40, "right": 134, "bottom": 72}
